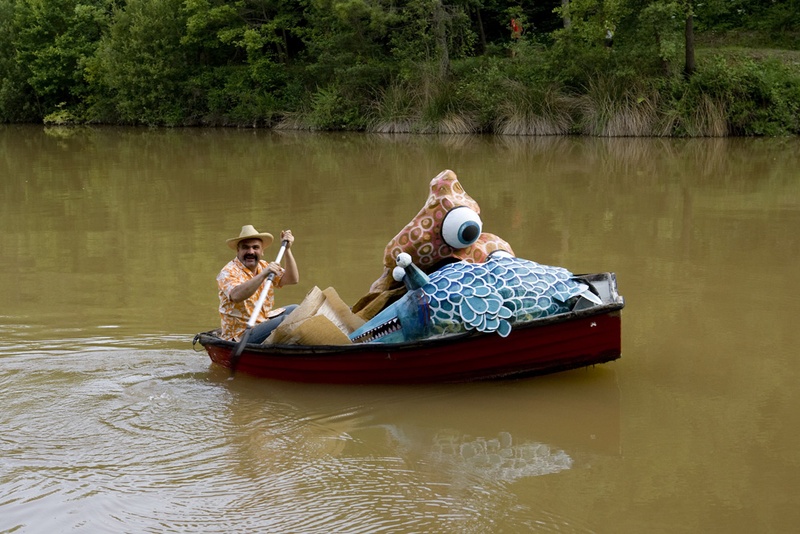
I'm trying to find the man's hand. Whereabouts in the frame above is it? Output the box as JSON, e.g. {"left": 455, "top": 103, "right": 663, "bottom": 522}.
{"left": 263, "top": 262, "right": 284, "bottom": 280}
{"left": 281, "top": 229, "right": 294, "bottom": 248}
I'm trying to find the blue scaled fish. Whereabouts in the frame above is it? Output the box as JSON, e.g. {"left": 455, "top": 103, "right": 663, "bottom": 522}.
{"left": 349, "top": 253, "right": 602, "bottom": 344}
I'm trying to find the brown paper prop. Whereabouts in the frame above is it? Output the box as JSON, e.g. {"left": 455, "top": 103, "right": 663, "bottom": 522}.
{"left": 265, "top": 286, "right": 365, "bottom": 345}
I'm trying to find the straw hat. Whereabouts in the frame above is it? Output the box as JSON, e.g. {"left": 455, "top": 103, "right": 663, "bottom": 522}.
{"left": 226, "top": 225, "right": 274, "bottom": 250}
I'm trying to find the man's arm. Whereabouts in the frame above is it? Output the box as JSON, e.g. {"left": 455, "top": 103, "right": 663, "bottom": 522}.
{"left": 228, "top": 267, "right": 276, "bottom": 303}
{"left": 278, "top": 247, "right": 299, "bottom": 287}
{"left": 275, "top": 229, "right": 299, "bottom": 288}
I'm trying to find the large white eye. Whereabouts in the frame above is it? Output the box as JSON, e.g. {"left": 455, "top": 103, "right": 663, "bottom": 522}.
{"left": 441, "top": 206, "right": 483, "bottom": 249}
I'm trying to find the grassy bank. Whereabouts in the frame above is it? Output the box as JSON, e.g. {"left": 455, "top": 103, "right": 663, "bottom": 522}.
{"left": 30, "top": 27, "right": 800, "bottom": 138}
{"left": 269, "top": 44, "right": 800, "bottom": 137}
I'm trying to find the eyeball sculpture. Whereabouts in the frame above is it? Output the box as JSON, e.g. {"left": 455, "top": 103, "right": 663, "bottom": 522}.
{"left": 392, "top": 253, "right": 413, "bottom": 282}
{"left": 350, "top": 254, "right": 602, "bottom": 344}
{"left": 368, "top": 170, "right": 514, "bottom": 293}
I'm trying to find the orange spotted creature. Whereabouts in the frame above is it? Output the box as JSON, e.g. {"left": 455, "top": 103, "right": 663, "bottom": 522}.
{"left": 355, "top": 170, "right": 514, "bottom": 318}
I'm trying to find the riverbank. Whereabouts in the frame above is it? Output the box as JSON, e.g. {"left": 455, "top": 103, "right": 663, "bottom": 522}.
{"left": 3, "top": 0, "right": 798, "bottom": 137}
{"left": 41, "top": 43, "right": 799, "bottom": 138}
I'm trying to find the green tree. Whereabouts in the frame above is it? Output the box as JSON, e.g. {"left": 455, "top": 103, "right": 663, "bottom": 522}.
{"left": 390, "top": 0, "right": 476, "bottom": 78}
{"left": 6, "top": 0, "right": 111, "bottom": 121}
{"left": 628, "top": 1, "right": 684, "bottom": 76}
{"left": 0, "top": 0, "right": 34, "bottom": 121}
{"left": 301, "top": 0, "right": 395, "bottom": 81}
{"left": 549, "top": 0, "right": 623, "bottom": 84}
{"left": 180, "top": 0, "right": 302, "bottom": 124}
{"left": 87, "top": 0, "right": 192, "bottom": 125}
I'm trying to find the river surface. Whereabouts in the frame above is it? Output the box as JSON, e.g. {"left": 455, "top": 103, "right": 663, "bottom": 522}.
{"left": 1, "top": 125, "right": 799, "bottom": 533}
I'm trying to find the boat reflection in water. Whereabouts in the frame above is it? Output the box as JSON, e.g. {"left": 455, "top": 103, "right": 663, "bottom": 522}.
{"left": 401, "top": 427, "right": 574, "bottom": 483}
{"left": 210, "top": 364, "right": 621, "bottom": 487}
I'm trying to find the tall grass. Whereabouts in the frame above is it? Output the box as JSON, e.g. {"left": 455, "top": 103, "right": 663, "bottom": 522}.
{"left": 493, "top": 81, "right": 573, "bottom": 136}
{"left": 276, "top": 86, "right": 365, "bottom": 131}
{"left": 678, "top": 94, "right": 729, "bottom": 137}
{"left": 366, "top": 65, "right": 479, "bottom": 134}
{"left": 367, "top": 82, "right": 419, "bottom": 133}
{"left": 284, "top": 51, "right": 798, "bottom": 137}
{"left": 575, "top": 78, "right": 676, "bottom": 137}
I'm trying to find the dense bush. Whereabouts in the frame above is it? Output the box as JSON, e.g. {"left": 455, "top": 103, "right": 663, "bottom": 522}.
{"left": 0, "top": 0, "right": 798, "bottom": 135}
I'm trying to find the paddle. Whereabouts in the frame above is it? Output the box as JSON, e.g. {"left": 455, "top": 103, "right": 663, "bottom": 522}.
{"left": 230, "top": 239, "right": 289, "bottom": 376}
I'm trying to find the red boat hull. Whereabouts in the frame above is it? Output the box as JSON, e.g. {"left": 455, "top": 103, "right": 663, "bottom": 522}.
{"left": 197, "top": 308, "right": 622, "bottom": 384}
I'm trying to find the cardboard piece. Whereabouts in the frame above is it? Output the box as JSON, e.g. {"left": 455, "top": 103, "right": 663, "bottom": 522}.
{"left": 352, "top": 286, "right": 408, "bottom": 320}
{"left": 265, "top": 286, "right": 365, "bottom": 346}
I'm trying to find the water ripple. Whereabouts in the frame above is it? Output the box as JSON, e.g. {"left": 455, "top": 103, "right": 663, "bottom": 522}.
{"left": 1, "top": 343, "right": 617, "bottom": 533}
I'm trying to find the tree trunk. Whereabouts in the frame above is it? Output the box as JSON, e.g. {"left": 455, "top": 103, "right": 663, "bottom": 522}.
{"left": 434, "top": 0, "right": 450, "bottom": 77}
{"left": 562, "top": 0, "right": 571, "bottom": 29}
{"left": 475, "top": 7, "right": 486, "bottom": 54}
{"left": 684, "top": 13, "right": 696, "bottom": 78}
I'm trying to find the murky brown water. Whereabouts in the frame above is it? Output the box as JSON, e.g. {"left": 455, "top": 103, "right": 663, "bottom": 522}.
{"left": 2, "top": 125, "right": 799, "bottom": 532}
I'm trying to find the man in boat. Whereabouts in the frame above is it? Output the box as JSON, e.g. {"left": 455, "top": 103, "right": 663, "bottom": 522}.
{"left": 217, "top": 225, "right": 299, "bottom": 343}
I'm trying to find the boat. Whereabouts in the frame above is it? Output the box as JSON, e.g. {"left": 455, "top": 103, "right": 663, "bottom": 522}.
{"left": 193, "top": 271, "right": 624, "bottom": 384}
{"left": 197, "top": 170, "right": 625, "bottom": 383}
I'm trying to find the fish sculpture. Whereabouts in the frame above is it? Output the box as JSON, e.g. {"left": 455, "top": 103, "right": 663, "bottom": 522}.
{"left": 350, "top": 253, "right": 601, "bottom": 344}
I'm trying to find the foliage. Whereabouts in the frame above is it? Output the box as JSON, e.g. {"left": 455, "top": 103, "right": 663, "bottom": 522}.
{"left": 2, "top": 0, "right": 112, "bottom": 121}
{"left": 390, "top": 0, "right": 477, "bottom": 73}
{"left": 0, "top": 0, "right": 34, "bottom": 121}
{"left": 0, "top": 0, "right": 797, "bottom": 134}
{"left": 86, "top": 0, "right": 192, "bottom": 125}
{"left": 695, "top": 0, "right": 800, "bottom": 35}
{"left": 674, "top": 55, "right": 800, "bottom": 136}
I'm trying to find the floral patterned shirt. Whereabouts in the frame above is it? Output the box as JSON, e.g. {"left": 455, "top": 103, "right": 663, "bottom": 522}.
{"left": 217, "top": 257, "right": 284, "bottom": 341}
